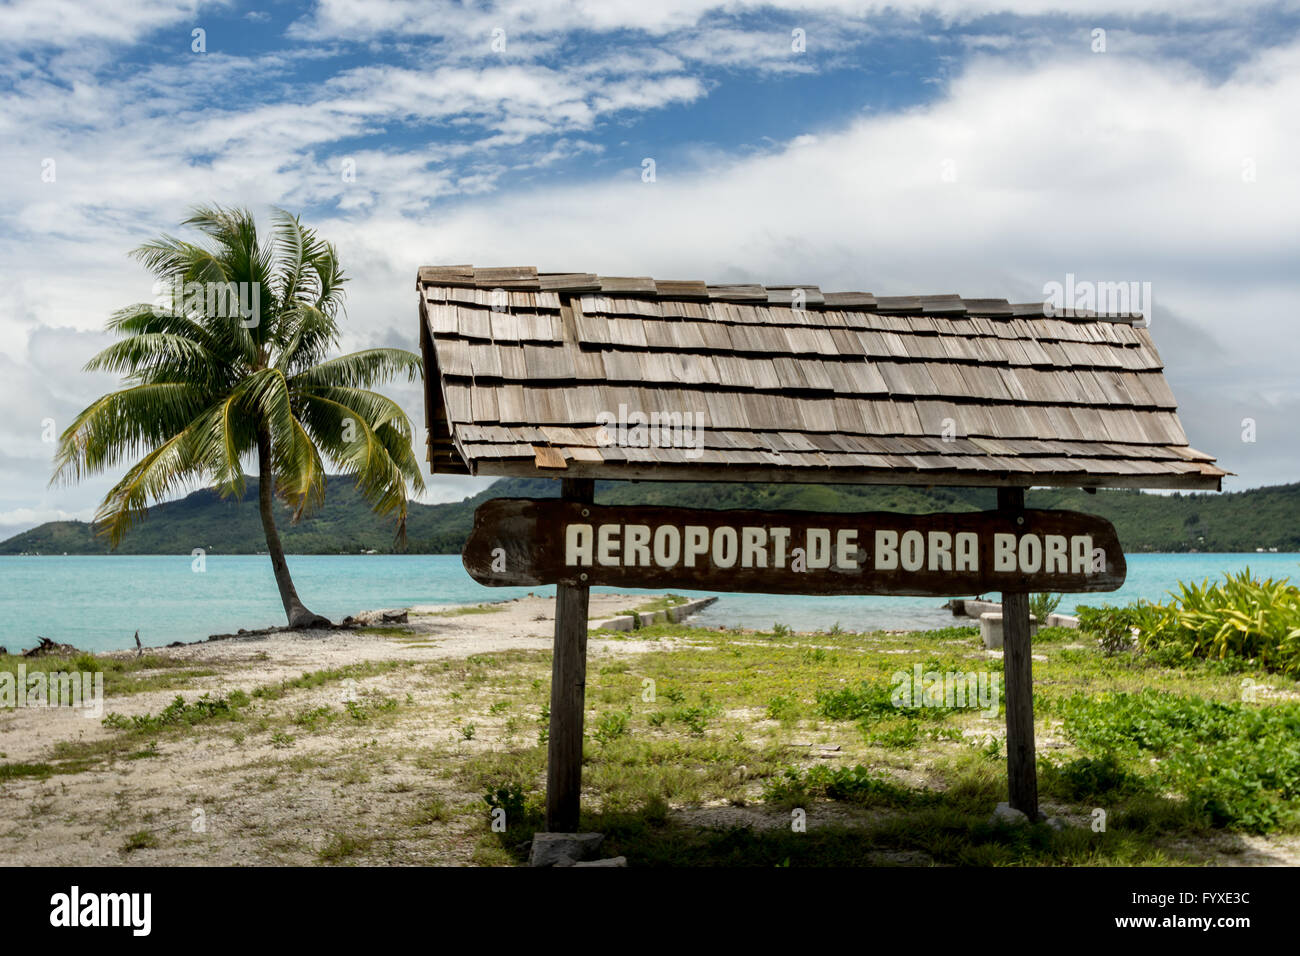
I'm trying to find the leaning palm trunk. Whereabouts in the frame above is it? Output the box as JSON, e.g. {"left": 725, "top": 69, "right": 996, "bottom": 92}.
{"left": 257, "top": 426, "right": 329, "bottom": 628}
{"left": 52, "top": 204, "right": 425, "bottom": 628}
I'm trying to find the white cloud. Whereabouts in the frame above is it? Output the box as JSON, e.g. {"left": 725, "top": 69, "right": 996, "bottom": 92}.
{"left": 288, "top": 0, "right": 1297, "bottom": 46}
{"left": 0, "top": 0, "right": 220, "bottom": 49}
{"left": 317, "top": 43, "right": 1299, "bottom": 488}
{"left": 0, "top": 5, "right": 1297, "bottom": 539}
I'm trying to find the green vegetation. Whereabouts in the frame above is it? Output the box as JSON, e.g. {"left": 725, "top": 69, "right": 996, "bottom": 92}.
{"left": 1030, "top": 592, "right": 1063, "bottom": 622}
{"left": 102, "top": 690, "right": 250, "bottom": 732}
{"left": 1079, "top": 570, "right": 1300, "bottom": 674}
{"left": 0, "top": 651, "right": 213, "bottom": 696}
{"left": 450, "top": 608, "right": 1300, "bottom": 865}
{"left": 251, "top": 660, "right": 410, "bottom": 700}
{"left": 406, "top": 795, "right": 451, "bottom": 826}
{"left": 318, "top": 832, "right": 373, "bottom": 861}
{"left": 8, "top": 475, "right": 1300, "bottom": 555}
{"left": 425, "top": 604, "right": 504, "bottom": 617}
{"left": 763, "top": 764, "right": 925, "bottom": 809}
{"left": 1050, "top": 691, "right": 1300, "bottom": 833}
{"left": 120, "top": 830, "right": 159, "bottom": 854}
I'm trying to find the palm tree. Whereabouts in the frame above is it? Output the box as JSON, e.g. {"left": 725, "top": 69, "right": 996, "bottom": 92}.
{"left": 52, "top": 205, "right": 426, "bottom": 628}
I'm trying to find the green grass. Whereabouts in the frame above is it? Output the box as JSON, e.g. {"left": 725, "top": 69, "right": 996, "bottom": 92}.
{"left": 406, "top": 795, "right": 453, "bottom": 825}
{"left": 120, "top": 830, "right": 159, "bottom": 854}
{"left": 0, "top": 651, "right": 216, "bottom": 697}
{"left": 318, "top": 832, "right": 373, "bottom": 861}
{"left": 457, "top": 615, "right": 1300, "bottom": 865}
{"left": 425, "top": 603, "right": 505, "bottom": 617}
{"left": 102, "top": 690, "right": 250, "bottom": 732}
{"left": 251, "top": 660, "right": 412, "bottom": 700}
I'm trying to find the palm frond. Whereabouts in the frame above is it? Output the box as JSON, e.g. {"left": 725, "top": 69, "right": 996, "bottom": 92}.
{"left": 104, "top": 303, "right": 227, "bottom": 361}
{"left": 274, "top": 414, "right": 328, "bottom": 521}
{"left": 51, "top": 382, "right": 210, "bottom": 486}
{"left": 275, "top": 303, "right": 339, "bottom": 375}
{"left": 292, "top": 349, "right": 422, "bottom": 390}
{"left": 295, "top": 392, "right": 414, "bottom": 541}
{"left": 93, "top": 425, "right": 207, "bottom": 547}
{"left": 62, "top": 203, "right": 418, "bottom": 562}
{"left": 84, "top": 332, "right": 223, "bottom": 387}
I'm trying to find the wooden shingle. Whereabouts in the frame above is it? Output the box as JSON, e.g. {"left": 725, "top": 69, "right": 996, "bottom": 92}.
{"left": 418, "top": 265, "right": 1224, "bottom": 489}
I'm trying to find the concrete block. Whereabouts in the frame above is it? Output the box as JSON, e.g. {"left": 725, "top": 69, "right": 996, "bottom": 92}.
{"left": 980, "top": 612, "right": 1039, "bottom": 649}
{"left": 1046, "top": 613, "right": 1079, "bottom": 629}
{"left": 529, "top": 832, "right": 605, "bottom": 867}
{"left": 964, "top": 599, "right": 1002, "bottom": 619}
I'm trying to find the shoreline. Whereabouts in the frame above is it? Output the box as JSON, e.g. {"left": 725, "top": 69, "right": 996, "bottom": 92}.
{"left": 4, "top": 550, "right": 1298, "bottom": 657}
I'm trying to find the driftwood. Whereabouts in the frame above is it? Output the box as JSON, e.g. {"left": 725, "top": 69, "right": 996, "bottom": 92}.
{"left": 23, "top": 636, "right": 82, "bottom": 658}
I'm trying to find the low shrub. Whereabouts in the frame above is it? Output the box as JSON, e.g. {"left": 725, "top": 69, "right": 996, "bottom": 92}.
{"left": 1076, "top": 603, "right": 1167, "bottom": 655}
{"left": 1155, "top": 571, "right": 1300, "bottom": 676}
{"left": 1080, "top": 571, "right": 1300, "bottom": 674}
{"left": 1056, "top": 689, "right": 1300, "bottom": 833}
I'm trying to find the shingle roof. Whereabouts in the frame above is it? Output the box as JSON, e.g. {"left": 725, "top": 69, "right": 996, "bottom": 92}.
{"left": 417, "top": 266, "right": 1225, "bottom": 490}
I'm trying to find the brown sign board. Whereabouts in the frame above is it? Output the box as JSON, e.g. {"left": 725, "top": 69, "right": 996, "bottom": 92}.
{"left": 463, "top": 499, "right": 1126, "bottom": 596}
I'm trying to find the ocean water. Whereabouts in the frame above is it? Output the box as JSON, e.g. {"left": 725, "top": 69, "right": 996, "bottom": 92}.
{"left": 0, "top": 553, "right": 1297, "bottom": 654}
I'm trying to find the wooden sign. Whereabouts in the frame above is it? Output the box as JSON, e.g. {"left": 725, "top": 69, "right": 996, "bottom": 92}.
{"left": 463, "top": 499, "right": 1126, "bottom": 596}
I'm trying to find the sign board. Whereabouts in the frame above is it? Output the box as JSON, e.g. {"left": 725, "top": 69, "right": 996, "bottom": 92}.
{"left": 463, "top": 498, "right": 1126, "bottom": 596}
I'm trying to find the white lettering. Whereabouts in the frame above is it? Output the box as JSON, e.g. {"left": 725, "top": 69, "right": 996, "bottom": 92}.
{"left": 1044, "top": 534, "right": 1068, "bottom": 573}
{"left": 900, "top": 530, "right": 924, "bottom": 571}
{"left": 875, "top": 530, "right": 898, "bottom": 570}
{"left": 955, "top": 532, "right": 978, "bottom": 571}
{"left": 835, "top": 529, "right": 858, "bottom": 570}
{"left": 712, "top": 526, "right": 738, "bottom": 568}
{"left": 597, "top": 524, "right": 620, "bottom": 566}
{"left": 806, "top": 529, "right": 831, "bottom": 569}
{"left": 624, "top": 524, "right": 651, "bottom": 567}
{"left": 928, "top": 531, "right": 952, "bottom": 571}
{"left": 741, "top": 527, "right": 767, "bottom": 568}
{"left": 769, "top": 527, "right": 791, "bottom": 568}
{"left": 684, "top": 526, "right": 709, "bottom": 567}
{"left": 993, "top": 533, "right": 1017, "bottom": 572}
{"left": 566, "top": 524, "right": 593, "bottom": 566}
{"left": 653, "top": 526, "right": 680, "bottom": 567}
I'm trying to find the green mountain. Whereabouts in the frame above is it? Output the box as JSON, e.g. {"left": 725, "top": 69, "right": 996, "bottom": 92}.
{"left": 3, "top": 476, "right": 1299, "bottom": 555}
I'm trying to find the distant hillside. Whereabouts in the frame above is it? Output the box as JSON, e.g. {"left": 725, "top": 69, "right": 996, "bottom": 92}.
{"left": 3, "top": 476, "right": 1299, "bottom": 555}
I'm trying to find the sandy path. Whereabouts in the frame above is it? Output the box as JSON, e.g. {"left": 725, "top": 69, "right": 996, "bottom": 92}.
{"left": 0, "top": 593, "right": 684, "bottom": 866}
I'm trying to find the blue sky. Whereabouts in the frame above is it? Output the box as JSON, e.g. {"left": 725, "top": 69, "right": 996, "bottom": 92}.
{"left": 1, "top": 0, "right": 1298, "bottom": 538}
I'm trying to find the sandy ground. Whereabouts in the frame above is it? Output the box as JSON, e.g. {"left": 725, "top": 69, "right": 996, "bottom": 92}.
{"left": 0, "top": 594, "right": 676, "bottom": 866}
{"left": 3, "top": 594, "right": 1298, "bottom": 867}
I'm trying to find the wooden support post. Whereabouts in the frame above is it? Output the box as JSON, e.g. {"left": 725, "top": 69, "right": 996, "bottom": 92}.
{"left": 997, "top": 486, "right": 1039, "bottom": 819}
{"left": 546, "top": 478, "right": 595, "bottom": 832}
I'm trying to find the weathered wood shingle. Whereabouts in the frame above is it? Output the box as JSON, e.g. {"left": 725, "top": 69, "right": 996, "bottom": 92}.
{"left": 417, "top": 266, "right": 1225, "bottom": 489}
